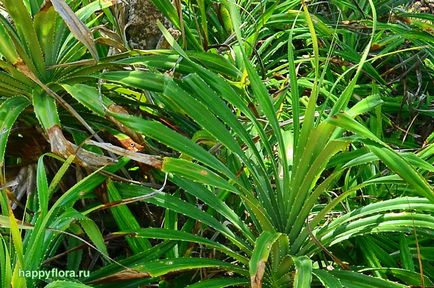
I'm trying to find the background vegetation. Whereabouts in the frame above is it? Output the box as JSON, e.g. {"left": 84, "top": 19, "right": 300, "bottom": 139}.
{"left": 0, "top": 0, "right": 433, "bottom": 287}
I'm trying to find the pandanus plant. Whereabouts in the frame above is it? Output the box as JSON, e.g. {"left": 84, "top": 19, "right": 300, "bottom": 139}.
{"left": 0, "top": 0, "right": 150, "bottom": 170}
{"left": 76, "top": 1, "right": 433, "bottom": 287}
{"left": 0, "top": 0, "right": 160, "bottom": 287}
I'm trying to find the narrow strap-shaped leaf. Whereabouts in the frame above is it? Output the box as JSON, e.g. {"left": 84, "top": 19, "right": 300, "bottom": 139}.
{"left": 110, "top": 113, "right": 234, "bottom": 177}
{"left": 32, "top": 88, "right": 60, "bottom": 130}
{"left": 47, "top": 155, "right": 75, "bottom": 198}
{"left": 289, "top": 171, "right": 342, "bottom": 242}
{"left": 0, "top": 19, "right": 20, "bottom": 64}
{"left": 100, "top": 70, "right": 166, "bottom": 92}
{"left": 249, "top": 231, "right": 281, "bottom": 288}
{"left": 0, "top": 71, "right": 32, "bottom": 93}
{"left": 24, "top": 158, "right": 129, "bottom": 273}
{"left": 329, "top": 270, "right": 406, "bottom": 288}
{"left": 45, "top": 281, "right": 93, "bottom": 288}
{"left": 181, "top": 74, "right": 262, "bottom": 163}
{"left": 318, "top": 197, "right": 434, "bottom": 234}
{"left": 328, "top": 113, "right": 433, "bottom": 200}
{"left": 357, "top": 237, "right": 384, "bottom": 277}
{"left": 343, "top": 152, "right": 434, "bottom": 173}
{"left": 347, "top": 94, "right": 383, "bottom": 117}
{"left": 61, "top": 83, "right": 113, "bottom": 116}
{"left": 115, "top": 228, "right": 249, "bottom": 264}
{"left": 287, "top": 140, "right": 349, "bottom": 237}
{"left": 293, "top": 256, "right": 312, "bottom": 288}
{"left": 189, "top": 68, "right": 285, "bottom": 228}
{"left": 296, "top": 196, "right": 434, "bottom": 254}
{"left": 399, "top": 236, "right": 415, "bottom": 272}
{"left": 115, "top": 182, "right": 252, "bottom": 253}
{"left": 312, "top": 270, "right": 343, "bottom": 288}
{"left": 359, "top": 268, "right": 432, "bottom": 286}
{"left": 86, "top": 242, "right": 175, "bottom": 282}
{"left": 0, "top": 96, "right": 30, "bottom": 166}
{"left": 8, "top": 205, "right": 25, "bottom": 280}
{"left": 163, "top": 158, "right": 239, "bottom": 193}
{"left": 327, "top": 112, "right": 386, "bottom": 146}
{"left": 0, "top": 59, "right": 34, "bottom": 86}
{"left": 227, "top": 0, "right": 289, "bottom": 211}
{"left": 291, "top": 175, "right": 406, "bottom": 253}
{"left": 330, "top": 0, "right": 377, "bottom": 115}
{"left": 172, "top": 176, "right": 255, "bottom": 243}
{"left": 106, "top": 180, "right": 151, "bottom": 252}
{"left": 319, "top": 213, "right": 434, "bottom": 248}
{"left": 134, "top": 257, "right": 248, "bottom": 277}
{"left": 34, "top": 2, "right": 57, "bottom": 67}
{"left": 287, "top": 10, "right": 301, "bottom": 147}
{"left": 163, "top": 81, "right": 247, "bottom": 161}
{"left": 294, "top": 0, "right": 320, "bottom": 167}
{"left": 58, "top": 0, "right": 119, "bottom": 63}
{"left": 181, "top": 74, "right": 273, "bottom": 202}
{"left": 76, "top": 0, "right": 119, "bottom": 21}
{"left": 186, "top": 278, "right": 249, "bottom": 288}
{"left": 287, "top": 122, "right": 334, "bottom": 221}
{"left": 79, "top": 218, "right": 108, "bottom": 256}
{"left": 36, "top": 155, "right": 49, "bottom": 218}
{"left": 2, "top": 0, "right": 45, "bottom": 76}
{"left": 367, "top": 143, "right": 434, "bottom": 202}
{"left": 0, "top": 236, "right": 12, "bottom": 288}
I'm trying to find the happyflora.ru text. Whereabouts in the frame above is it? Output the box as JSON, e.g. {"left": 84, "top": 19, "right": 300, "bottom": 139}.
{"left": 19, "top": 268, "right": 90, "bottom": 279}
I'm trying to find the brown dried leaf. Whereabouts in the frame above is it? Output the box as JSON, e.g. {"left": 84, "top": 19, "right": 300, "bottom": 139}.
{"left": 48, "top": 125, "right": 114, "bottom": 167}
{"left": 88, "top": 270, "right": 150, "bottom": 284}
{"left": 250, "top": 260, "right": 266, "bottom": 288}
{"left": 85, "top": 139, "right": 162, "bottom": 169}
{"left": 50, "top": 0, "right": 99, "bottom": 61}
{"left": 107, "top": 104, "right": 145, "bottom": 146}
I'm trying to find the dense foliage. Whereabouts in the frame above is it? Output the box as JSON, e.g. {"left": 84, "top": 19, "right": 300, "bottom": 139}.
{"left": 0, "top": 0, "right": 433, "bottom": 287}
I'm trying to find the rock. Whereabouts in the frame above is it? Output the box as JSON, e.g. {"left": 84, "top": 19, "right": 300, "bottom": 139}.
{"left": 125, "top": 0, "right": 170, "bottom": 49}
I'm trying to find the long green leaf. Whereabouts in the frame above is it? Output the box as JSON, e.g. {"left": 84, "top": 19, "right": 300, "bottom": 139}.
{"left": 172, "top": 176, "right": 255, "bottom": 243}
{"left": 249, "top": 231, "right": 281, "bottom": 287}
{"left": 186, "top": 278, "right": 249, "bottom": 288}
{"left": 36, "top": 155, "right": 49, "bottom": 218}
{"left": 3, "top": 0, "right": 45, "bottom": 76}
{"left": 32, "top": 88, "right": 60, "bottom": 130}
{"left": 330, "top": 0, "right": 377, "bottom": 114}
{"left": 134, "top": 257, "right": 248, "bottom": 277}
{"left": 45, "top": 281, "right": 93, "bottom": 288}
{"left": 61, "top": 83, "right": 113, "bottom": 116}
{"left": 367, "top": 143, "right": 434, "bottom": 202}
{"left": 0, "top": 96, "right": 29, "bottom": 166}
{"left": 312, "top": 270, "right": 343, "bottom": 288}
{"left": 162, "top": 158, "right": 238, "bottom": 193}
{"left": 115, "top": 228, "right": 248, "bottom": 264}
{"left": 80, "top": 218, "right": 108, "bottom": 256}
{"left": 293, "top": 256, "right": 312, "bottom": 288}
{"left": 115, "top": 182, "right": 252, "bottom": 253}
{"left": 110, "top": 113, "right": 234, "bottom": 177}
{"left": 329, "top": 270, "right": 406, "bottom": 288}
{"left": 0, "top": 235, "right": 12, "bottom": 288}
{"left": 106, "top": 180, "right": 151, "bottom": 252}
